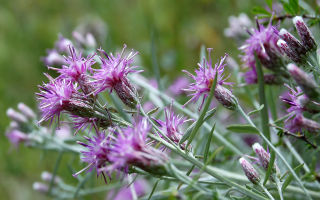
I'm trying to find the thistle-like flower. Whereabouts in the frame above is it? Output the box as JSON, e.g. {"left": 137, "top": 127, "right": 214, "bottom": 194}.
{"left": 48, "top": 46, "right": 96, "bottom": 94}
{"left": 92, "top": 45, "right": 142, "bottom": 108}
{"left": 286, "top": 114, "right": 320, "bottom": 134}
{"left": 240, "top": 20, "right": 282, "bottom": 71}
{"left": 106, "top": 118, "right": 167, "bottom": 175}
{"left": 37, "top": 75, "right": 76, "bottom": 123}
{"left": 183, "top": 49, "right": 235, "bottom": 110}
{"left": 239, "top": 157, "right": 260, "bottom": 184}
{"left": 293, "top": 16, "right": 317, "bottom": 52}
{"left": 154, "top": 104, "right": 188, "bottom": 148}
{"left": 77, "top": 132, "right": 110, "bottom": 180}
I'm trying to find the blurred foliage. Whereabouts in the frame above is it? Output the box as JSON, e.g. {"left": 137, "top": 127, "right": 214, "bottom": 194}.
{"left": 0, "top": 0, "right": 262, "bottom": 199}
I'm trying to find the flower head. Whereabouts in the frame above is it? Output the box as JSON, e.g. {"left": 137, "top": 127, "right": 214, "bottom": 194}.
{"left": 281, "top": 84, "right": 307, "bottom": 115}
{"left": 77, "top": 132, "right": 110, "bottom": 178}
{"left": 241, "top": 21, "right": 282, "bottom": 71}
{"left": 285, "top": 114, "right": 320, "bottom": 134}
{"left": 154, "top": 104, "right": 188, "bottom": 148}
{"left": 92, "top": 45, "right": 142, "bottom": 108}
{"left": 183, "top": 49, "right": 233, "bottom": 109}
{"left": 55, "top": 34, "right": 73, "bottom": 53}
{"left": 239, "top": 157, "right": 260, "bottom": 184}
{"left": 293, "top": 16, "right": 317, "bottom": 52}
{"left": 36, "top": 74, "right": 76, "bottom": 123}
{"left": 42, "top": 49, "right": 66, "bottom": 66}
{"left": 49, "top": 46, "right": 95, "bottom": 89}
{"left": 107, "top": 117, "right": 167, "bottom": 175}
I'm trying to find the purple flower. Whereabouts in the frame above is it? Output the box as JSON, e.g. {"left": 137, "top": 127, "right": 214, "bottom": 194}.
{"left": 48, "top": 46, "right": 96, "bottom": 94}
{"left": 76, "top": 132, "right": 110, "bottom": 180}
{"left": 239, "top": 157, "right": 260, "bottom": 184}
{"left": 6, "top": 129, "right": 29, "bottom": 148}
{"left": 285, "top": 114, "right": 320, "bottom": 134}
{"left": 281, "top": 85, "right": 307, "bottom": 115}
{"left": 106, "top": 118, "right": 167, "bottom": 175}
{"left": 168, "top": 77, "right": 189, "bottom": 96}
{"left": 106, "top": 179, "right": 149, "bottom": 200}
{"left": 154, "top": 104, "right": 188, "bottom": 148}
{"left": 183, "top": 49, "right": 234, "bottom": 110}
{"left": 92, "top": 45, "right": 142, "bottom": 108}
{"left": 240, "top": 21, "right": 282, "bottom": 71}
{"left": 36, "top": 74, "right": 76, "bottom": 123}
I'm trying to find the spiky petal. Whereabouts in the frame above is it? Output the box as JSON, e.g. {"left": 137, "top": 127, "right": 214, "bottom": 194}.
{"left": 183, "top": 49, "right": 233, "bottom": 110}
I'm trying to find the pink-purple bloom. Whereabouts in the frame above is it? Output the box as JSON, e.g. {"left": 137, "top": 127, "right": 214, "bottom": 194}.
{"left": 36, "top": 75, "right": 76, "bottom": 123}
{"left": 106, "top": 118, "right": 167, "bottom": 174}
{"left": 77, "top": 132, "right": 110, "bottom": 180}
{"left": 106, "top": 179, "right": 149, "bottom": 200}
{"left": 168, "top": 76, "right": 189, "bottom": 96}
{"left": 240, "top": 21, "right": 282, "bottom": 71}
{"left": 183, "top": 49, "right": 234, "bottom": 110}
{"left": 154, "top": 104, "right": 188, "bottom": 148}
{"left": 92, "top": 45, "right": 142, "bottom": 108}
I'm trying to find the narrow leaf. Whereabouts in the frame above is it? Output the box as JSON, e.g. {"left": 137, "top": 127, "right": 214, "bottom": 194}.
{"left": 226, "top": 124, "right": 259, "bottom": 134}
{"left": 204, "top": 123, "right": 216, "bottom": 163}
{"left": 263, "top": 150, "right": 276, "bottom": 185}
{"left": 282, "top": 163, "right": 304, "bottom": 192}
{"left": 248, "top": 104, "right": 264, "bottom": 116}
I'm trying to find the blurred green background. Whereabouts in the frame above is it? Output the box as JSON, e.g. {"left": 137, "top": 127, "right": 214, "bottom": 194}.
{"left": 0, "top": 0, "right": 260, "bottom": 199}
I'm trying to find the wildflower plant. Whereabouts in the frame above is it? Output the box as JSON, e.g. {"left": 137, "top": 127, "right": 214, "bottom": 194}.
{"left": 5, "top": 1, "right": 320, "bottom": 200}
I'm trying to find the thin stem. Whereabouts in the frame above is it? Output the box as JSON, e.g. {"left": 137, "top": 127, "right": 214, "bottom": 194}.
{"left": 259, "top": 183, "right": 275, "bottom": 200}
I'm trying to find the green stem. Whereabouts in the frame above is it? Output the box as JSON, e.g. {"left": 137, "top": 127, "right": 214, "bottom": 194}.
{"left": 259, "top": 183, "right": 275, "bottom": 200}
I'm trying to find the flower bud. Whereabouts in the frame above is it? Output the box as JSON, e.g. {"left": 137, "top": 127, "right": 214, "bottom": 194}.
{"left": 239, "top": 157, "right": 260, "bottom": 184}
{"left": 41, "top": 171, "right": 62, "bottom": 184}
{"left": 18, "top": 103, "right": 36, "bottom": 119}
{"left": 287, "top": 63, "right": 319, "bottom": 99}
{"left": 252, "top": 143, "right": 270, "bottom": 170}
{"left": 42, "top": 50, "right": 66, "bottom": 66}
{"left": 277, "top": 39, "right": 302, "bottom": 63}
{"left": 214, "top": 85, "right": 237, "bottom": 110}
{"left": 55, "top": 34, "right": 73, "bottom": 53}
{"left": 6, "top": 129, "right": 29, "bottom": 147}
{"left": 32, "top": 182, "right": 49, "bottom": 194}
{"left": 293, "top": 16, "right": 317, "bottom": 52}
{"left": 279, "top": 28, "right": 307, "bottom": 56}
{"left": 113, "top": 80, "right": 137, "bottom": 109}
{"left": 6, "top": 108, "right": 28, "bottom": 123}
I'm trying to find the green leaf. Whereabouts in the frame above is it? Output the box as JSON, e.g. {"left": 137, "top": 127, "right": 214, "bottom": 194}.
{"left": 203, "top": 123, "right": 215, "bottom": 163}
{"left": 185, "top": 72, "right": 218, "bottom": 148}
{"left": 266, "top": 0, "right": 273, "bottom": 10}
{"left": 263, "top": 150, "right": 275, "bottom": 185}
{"left": 226, "top": 124, "right": 259, "bottom": 134}
{"left": 255, "top": 54, "right": 270, "bottom": 140}
{"left": 289, "top": 0, "right": 300, "bottom": 14}
{"left": 252, "top": 6, "right": 271, "bottom": 16}
{"left": 203, "top": 108, "right": 217, "bottom": 121}
{"left": 282, "top": 163, "right": 304, "bottom": 192}
{"left": 248, "top": 104, "right": 264, "bottom": 116}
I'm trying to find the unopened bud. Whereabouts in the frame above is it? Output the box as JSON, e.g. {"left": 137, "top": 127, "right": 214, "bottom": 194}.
{"left": 252, "top": 143, "right": 280, "bottom": 177}
{"left": 41, "top": 171, "right": 62, "bottom": 183}
{"left": 279, "top": 28, "right": 307, "bottom": 56}
{"left": 239, "top": 157, "right": 260, "bottom": 184}
{"left": 32, "top": 182, "right": 49, "bottom": 194}
{"left": 214, "top": 85, "right": 237, "bottom": 110}
{"left": 293, "top": 16, "right": 317, "bottom": 52}
{"left": 18, "top": 103, "right": 36, "bottom": 119}
{"left": 287, "top": 63, "right": 319, "bottom": 99}
{"left": 6, "top": 129, "right": 29, "bottom": 147}
{"left": 277, "top": 39, "right": 302, "bottom": 63}
{"left": 114, "top": 80, "right": 137, "bottom": 109}
{"left": 42, "top": 50, "right": 66, "bottom": 66}
{"left": 6, "top": 108, "right": 28, "bottom": 123}
{"left": 55, "top": 34, "right": 73, "bottom": 53}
